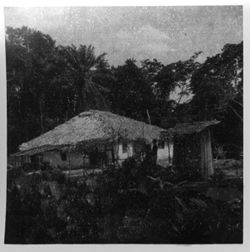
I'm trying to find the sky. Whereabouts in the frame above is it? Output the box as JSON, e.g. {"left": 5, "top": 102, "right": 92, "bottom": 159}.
{"left": 4, "top": 6, "right": 243, "bottom": 66}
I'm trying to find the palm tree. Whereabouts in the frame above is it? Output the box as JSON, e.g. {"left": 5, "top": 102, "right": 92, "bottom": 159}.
{"left": 59, "top": 44, "right": 109, "bottom": 113}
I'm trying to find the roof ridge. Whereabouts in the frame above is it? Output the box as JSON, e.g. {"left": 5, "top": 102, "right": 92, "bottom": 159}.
{"left": 89, "top": 109, "right": 163, "bottom": 130}
{"left": 18, "top": 109, "right": 165, "bottom": 152}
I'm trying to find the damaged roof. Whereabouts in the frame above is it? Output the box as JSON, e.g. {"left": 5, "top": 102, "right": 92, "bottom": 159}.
{"left": 18, "top": 110, "right": 164, "bottom": 153}
{"left": 162, "top": 120, "right": 220, "bottom": 136}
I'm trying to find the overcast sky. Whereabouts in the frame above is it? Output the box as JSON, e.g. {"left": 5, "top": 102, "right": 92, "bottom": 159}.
{"left": 4, "top": 6, "right": 242, "bottom": 66}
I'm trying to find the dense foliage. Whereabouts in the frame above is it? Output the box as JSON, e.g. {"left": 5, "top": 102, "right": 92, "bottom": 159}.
{"left": 6, "top": 26, "right": 243, "bottom": 156}
{"left": 5, "top": 26, "right": 243, "bottom": 244}
{"left": 5, "top": 161, "right": 242, "bottom": 244}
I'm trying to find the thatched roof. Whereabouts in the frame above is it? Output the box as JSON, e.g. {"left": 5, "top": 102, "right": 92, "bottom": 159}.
{"left": 12, "top": 145, "right": 67, "bottom": 157}
{"left": 161, "top": 120, "right": 220, "bottom": 137}
{"left": 18, "top": 110, "right": 164, "bottom": 153}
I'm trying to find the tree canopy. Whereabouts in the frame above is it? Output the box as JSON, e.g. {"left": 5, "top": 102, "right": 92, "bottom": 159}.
{"left": 6, "top": 26, "right": 243, "bottom": 155}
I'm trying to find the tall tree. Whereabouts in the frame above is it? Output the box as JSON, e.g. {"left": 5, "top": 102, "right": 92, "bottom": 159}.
{"left": 6, "top": 26, "right": 59, "bottom": 152}
{"left": 58, "top": 44, "right": 109, "bottom": 113}
{"left": 111, "top": 59, "right": 155, "bottom": 122}
{"left": 148, "top": 53, "right": 202, "bottom": 126}
{"left": 190, "top": 42, "right": 243, "bottom": 154}
{"left": 191, "top": 42, "right": 243, "bottom": 121}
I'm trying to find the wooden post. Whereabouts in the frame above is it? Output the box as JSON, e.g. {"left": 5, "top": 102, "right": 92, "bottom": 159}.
{"left": 146, "top": 110, "right": 151, "bottom": 125}
{"left": 167, "top": 137, "right": 171, "bottom": 165}
{"left": 200, "top": 129, "right": 214, "bottom": 180}
{"left": 68, "top": 151, "right": 71, "bottom": 177}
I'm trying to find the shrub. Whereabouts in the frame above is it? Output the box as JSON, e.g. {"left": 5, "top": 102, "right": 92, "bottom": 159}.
{"left": 5, "top": 161, "right": 243, "bottom": 244}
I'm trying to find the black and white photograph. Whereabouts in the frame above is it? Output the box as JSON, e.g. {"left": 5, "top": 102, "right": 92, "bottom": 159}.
{"left": 2, "top": 4, "right": 243, "bottom": 244}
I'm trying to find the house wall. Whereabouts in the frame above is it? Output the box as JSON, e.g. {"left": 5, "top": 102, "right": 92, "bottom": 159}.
{"left": 118, "top": 142, "right": 133, "bottom": 161}
{"left": 20, "top": 139, "right": 173, "bottom": 170}
{"left": 43, "top": 143, "right": 132, "bottom": 168}
{"left": 14, "top": 155, "right": 31, "bottom": 167}
{"left": 117, "top": 140, "right": 173, "bottom": 166}
{"left": 43, "top": 151, "right": 85, "bottom": 169}
{"left": 200, "top": 129, "right": 214, "bottom": 180}
{"left": 157, "top": 141, "right": 174, "bottom": 166}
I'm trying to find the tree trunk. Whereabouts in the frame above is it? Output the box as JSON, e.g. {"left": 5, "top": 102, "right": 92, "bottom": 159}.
{"left": 39, "top": 97, "right": 45, "bottom": 134}
{"left": 77, "top": 77, "right": 87, "bottom": 113}
{"left": 200, "top": 129, "right": 214, "bottom": 180}
{"left": 77, "top": 82, "right": 84, "bottom": 113}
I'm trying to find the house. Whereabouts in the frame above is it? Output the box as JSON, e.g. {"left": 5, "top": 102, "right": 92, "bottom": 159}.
{"left": 12, "top": 110, "right": 173, "bottom": 171}
{"left": 160, "top": 120, "right": 220, "bottom": 180}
